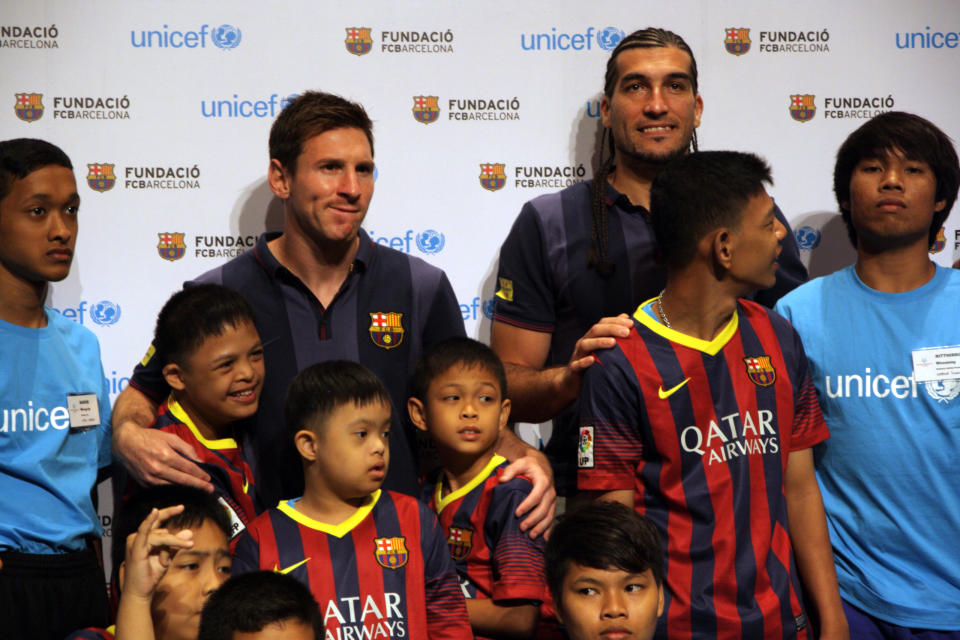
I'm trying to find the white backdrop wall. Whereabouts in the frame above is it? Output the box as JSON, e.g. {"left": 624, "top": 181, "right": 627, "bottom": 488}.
{"left": 3, "top": 0, "right": 959, "bottom": 571}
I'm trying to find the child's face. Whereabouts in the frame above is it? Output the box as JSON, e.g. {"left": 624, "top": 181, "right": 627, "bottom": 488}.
{"left": 309, "top": 399, "right": 391, "bottom": 500}
{"left": 234, "top": 619, "right": 315, "bottom": 640}
{"left": 556, "top": 564, "right": 663, "bottom": 640}
{"left": 411, "top": 364, "right": 509, "bottom": 458}
{"left": 166, "top": 320, "right": 264, "bottom": 429}
{"left": 153, "top": 519, "right": 232, "bottom": 640}
{"left": 0, "top": 165, "right": 78, "bottom": 285}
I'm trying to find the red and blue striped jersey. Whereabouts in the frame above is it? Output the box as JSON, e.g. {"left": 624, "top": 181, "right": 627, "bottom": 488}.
{"left": 65, "top": 625, "right": 114, "bottom": 640}
{"left": 579, "top": 299, "right": 829, "bottom": 640}
{"left": 422, "top": 455, "right": 547, "bottom": 605}
{"left": 233, "top": 489, "right": 472, "bottom": 640}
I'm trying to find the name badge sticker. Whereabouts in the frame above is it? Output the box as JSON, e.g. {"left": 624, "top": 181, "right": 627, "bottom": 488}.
{"left": 67, "top": 393, "right": 101, "bottom": 430}
{"left": 912, "top": 344, "right": 960, "bottom": 383}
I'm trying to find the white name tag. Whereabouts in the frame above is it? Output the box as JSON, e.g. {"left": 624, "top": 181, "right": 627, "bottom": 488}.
{"left": 218, "top": 496, "right": 246, "bottom": 540}
{"left": 912, "top": 344, "right": 960, "bottom": 383}
{"left": 67, "top": 393, "right": 101, "bottom": 429}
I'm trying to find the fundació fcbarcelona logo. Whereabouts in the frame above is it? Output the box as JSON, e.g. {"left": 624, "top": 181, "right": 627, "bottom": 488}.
{"left": 345, "top": 27, "right": 373, "bottom": 55}
{"left": 14, "top": 92, "right": 43, "bottom": 122}
{"left": 724, "top": 28, "right": 751, "bottom": 55}
{"left": 479, "top": 163, "right": 506, "bottom": 191}
{"left": 87, "top": 164, "right": 117, "bottom": 192}
{"left": 930, "top": 227, "right": 946, "bottom": 254}
{"left": 412, "top": 96, "right": 440, "bottom": 124}
{"left": 158, "top": 232, "right": 187, "bottom": 261}
{"left": 789, "top": 94, "right": 816, "bottom": 122}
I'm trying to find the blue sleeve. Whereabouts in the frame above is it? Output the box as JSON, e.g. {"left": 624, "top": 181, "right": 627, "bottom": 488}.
{"left": 486, "top": 479, "right": 546, "bottom": 603}
{"left": 231, "top": 529, "right": 260, "bottom": 574}
{"left": 493, "top": 201, "right": 556, "bottom": 331}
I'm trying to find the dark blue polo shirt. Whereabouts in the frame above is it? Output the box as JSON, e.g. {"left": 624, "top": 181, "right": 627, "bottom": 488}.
{"left": 493, "top": 179, "right": 807, "bottom": 493}
{"left": 130, "top": 230, "right": 465, "bottom": 506}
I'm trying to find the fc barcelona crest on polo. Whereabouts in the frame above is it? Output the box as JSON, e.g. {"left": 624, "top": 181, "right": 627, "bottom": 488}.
{"left": 374, "top": 537, "right": 408, "bottom": 569}
{"left": 14, "top": 93, "right": 44, "bottom": 122}
{"left": 446, "top": 527, "right": 473, "bottom": 561}
{"left": 789, "top": 94, "right": 816, "bottom": 122}
{"left": 157, "top": 232, "right": 187, "bottom": 261}
{"left": 87, "top": 163, "right": 116, "bottom": 192}
{"left": 412, "top": 96, "right": 440, "bottom": 124}
{"left": 744, "top": 356, "right": 776, "bottom": 387}
{"left": 930, "top": 226, "right": 946, "bottom": 253}
{"left": 724, "top": 28, "right": 751, "bottom": 55}
{"left": 369, "top": 312, "right": 404, "bottom": 349}
{"left": 479, "top": 163, "right": 506, "bottom": 191}
{"left": 345, "top": 27, "right": 373, "bottom": 56}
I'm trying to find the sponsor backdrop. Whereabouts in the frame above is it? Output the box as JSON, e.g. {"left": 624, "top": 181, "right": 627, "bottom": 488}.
{"left": 3, "top": 1, "right": 959, "bottom": 572}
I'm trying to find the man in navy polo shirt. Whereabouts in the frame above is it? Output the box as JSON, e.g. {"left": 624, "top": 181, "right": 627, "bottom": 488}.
{"left": 491, "top": 27, "right": 808, "bottom": 495}
{"left": 113, "top": 92, "right": 553, "bottom": 531}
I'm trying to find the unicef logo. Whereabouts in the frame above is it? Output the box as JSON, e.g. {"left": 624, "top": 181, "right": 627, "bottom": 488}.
{"left": 415, "top": 230, "right": 446, "bottom": 255}
{"left": 211, "top": 24, "right": 242, "bottom": 50}
{"left": 794, "top": 225, "right": 822, "bottom": 250}
{"left": 90, "top": 300, "right": 122, "bottom": 327}
{"left": 482, "top": 298, "right": 495, "bottom": 320}
{"left": 926, "top": 380, "right": 960, "bottom": 404}
{"left": 596, "top": 27, "right": 625, "bottom": 51}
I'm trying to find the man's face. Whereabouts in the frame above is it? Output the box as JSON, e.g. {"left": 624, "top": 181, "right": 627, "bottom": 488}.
{"left": 152, "top": 519, "right": 232, "bottom": 640}
{"left": 601, "top": 46, "right": 703, "bottom": 167}
{"left": 727, "top": 190, "right": 784, "bottom": 292}
{"left": 269, "top": 127, "right": 374, "bottom": 250}
{"left": 845, "top": 149, "right": 945, "bottom": 250}
{"left": 0, "top": 165, "right": 78, "bottom": 285}
{"left": 557, "top": 564, "right": 664, "bottom": 640}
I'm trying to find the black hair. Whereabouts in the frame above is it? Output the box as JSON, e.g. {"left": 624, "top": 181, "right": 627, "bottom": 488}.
{"left": 0, "top": 138, "right": 73, "bottom": 202}
{"left": 833, "top": 111, "right": 960, "bottom": 248}
{"left": 545, "top": 501, "right": 664, "bottom": 607}
{"left": 153, "top": 284, "right": 258, "bottom": 367}
{"left": 112, "top": 486, "right": 232, "bottom": 596}
{"left": 269, "top": 90, "right": 374, "bottom": 173}
{"left": 410, "top": 337, "right": 508, "bottom": 401}
{"left": 590, "top": 27, "right": 700, "bottom": 277}
{"left": 650, "top": 150, "right": 772, "bottom": 270}
{"left": 198, "top": 571, "right": 322, "bottom": 640}
{"left": 285, "top": 360, "right": 392, "bottom": 439}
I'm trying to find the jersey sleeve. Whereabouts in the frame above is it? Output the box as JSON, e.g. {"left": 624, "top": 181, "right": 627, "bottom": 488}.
{"left": 577, "top": 344, "right": 645, "bottom": 491}
{"left": 128, "top": 339, "right": 170, "bottom": 403}
{"left": 492, "top": 201, "right": 556, "bottom": 332}
{"left": 486, "top": 478, "right": 547, "bottom": 603}
{"left": 64, "top": 628, "right": 114, "bottom": 640}
{"left": 231, "top": 527, "right": 261, "bottom": 575}
{"left": 789, "top": 330, "right": 830, "bottom": 451}
{"left": 423, "top": 270, "right": 467, "bottom": 349}
{"left": 751, "top": 203, "right": 809, "bottom": 308}
{"left": 418, "top": 501, "right": 473, "bottom": 639}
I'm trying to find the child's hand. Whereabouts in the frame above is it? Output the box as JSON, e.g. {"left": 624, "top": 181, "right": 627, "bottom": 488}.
{"left": 122, "top": 505, "right": 194, "bottom": 602}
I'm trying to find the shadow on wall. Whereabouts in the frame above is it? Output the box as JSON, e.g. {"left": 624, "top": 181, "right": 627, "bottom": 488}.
{"left": 231, "top": 177, "right": 285, "bottom": 237}
{"left": 790, "top": 211, "right": 856, "bottom": 279}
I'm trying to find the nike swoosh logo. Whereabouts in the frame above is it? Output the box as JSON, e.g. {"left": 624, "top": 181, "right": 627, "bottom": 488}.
{"left": 274, "top": 557, "right": 311, "bottom": 574}
{"left": 658, "top": 378, "right": 690, "bottom": 400}
{"left": 242, "top": 477, "right": 249, "bottom": 493}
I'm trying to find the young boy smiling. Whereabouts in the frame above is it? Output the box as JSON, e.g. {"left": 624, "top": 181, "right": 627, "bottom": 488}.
{"left": 408, "top": 337, "right": 550, "bottom": 639}
{"left": 233, "top": 360, "right": 471, "bottom": 640}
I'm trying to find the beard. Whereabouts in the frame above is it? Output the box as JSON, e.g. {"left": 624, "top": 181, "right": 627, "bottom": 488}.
{"left": 613, "top": 134, "right": 694, "bottom": 167}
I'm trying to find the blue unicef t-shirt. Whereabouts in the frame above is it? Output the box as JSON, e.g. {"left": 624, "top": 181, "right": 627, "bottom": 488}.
{"left": 775, "top": 265, "right": 960, "bottom": 629}
{"left": 0, "top": 308, "right": 112, "bottom": 553}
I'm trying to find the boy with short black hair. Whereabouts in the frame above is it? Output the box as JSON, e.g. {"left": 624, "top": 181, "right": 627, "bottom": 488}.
{"left": 0, "top": 138, "right": 113, "bottom": 639}
{"left": 198, "top": 571, "right": 322, "bottom": 640}
{"left": 137, "top": 284, "right": 264, "bottom": 537}
{"left": 234, "top": 360, "right": 472, "bottom": 640}
{"left": 545, "top": 501, "right": 664, "bottom": 640}
{"left": 408, "top": 337, "right": 548, "bottom": 639}
{"left": 68, "top": 486, "right": 233, "bottom": 640}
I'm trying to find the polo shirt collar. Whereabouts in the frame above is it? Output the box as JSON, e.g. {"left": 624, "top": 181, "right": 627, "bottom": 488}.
{"left": 603, "top": 178, "right": 650, "bottom": 218}
{"left": 252, "top": 230, "right": 370, "bottom": 279}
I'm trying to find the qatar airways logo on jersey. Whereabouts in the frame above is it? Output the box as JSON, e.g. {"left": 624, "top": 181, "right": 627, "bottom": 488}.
{"left": 1, "top": 401, "right": 70, "bottom": 433}
{"left": 323, "top": 592, "right": 405, "bottom": 639}
{"left": 680, "top": 409, "right": 780, "bottom": 466}
{"left": 824, "top": 367, "right": 959, "bottom": 404}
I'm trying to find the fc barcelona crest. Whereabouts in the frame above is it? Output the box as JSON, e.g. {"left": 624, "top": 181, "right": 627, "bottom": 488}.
{"left": 374, "top": 536, "right": 408, "bottom": 569}
{"left": 87, "top": 163, "right": 117, "bottom": 192}
{"left": 157, "top": 232, "right": 187, "bottom": 261}
{"left": 479, "top": 163, "right": 506, "bottom": 192}
{"left": 789, "top": 94, "right": 816, "bottom": 122}
{"left": 412, "top": 96, "right": 440, "bottom": 124}
{"left": 446, "top": 527, "right": 473, "bottom": 561}
{"left": 369, "top": 312, "right": 404, "bottom": 349}
{"left": 743, "top": 356, "right": 776, "bottom": 387}
{"left": 724, "top": 28, "right": 751, "bottom": 56}
{"left": 14, "top": 93, "right": 44, "bottom": 122}
{"left": 345, "top": 27, "right": 373, "bottom": 56}
{"left": 930, "top": 226, "right": 946, "bottom": 254}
